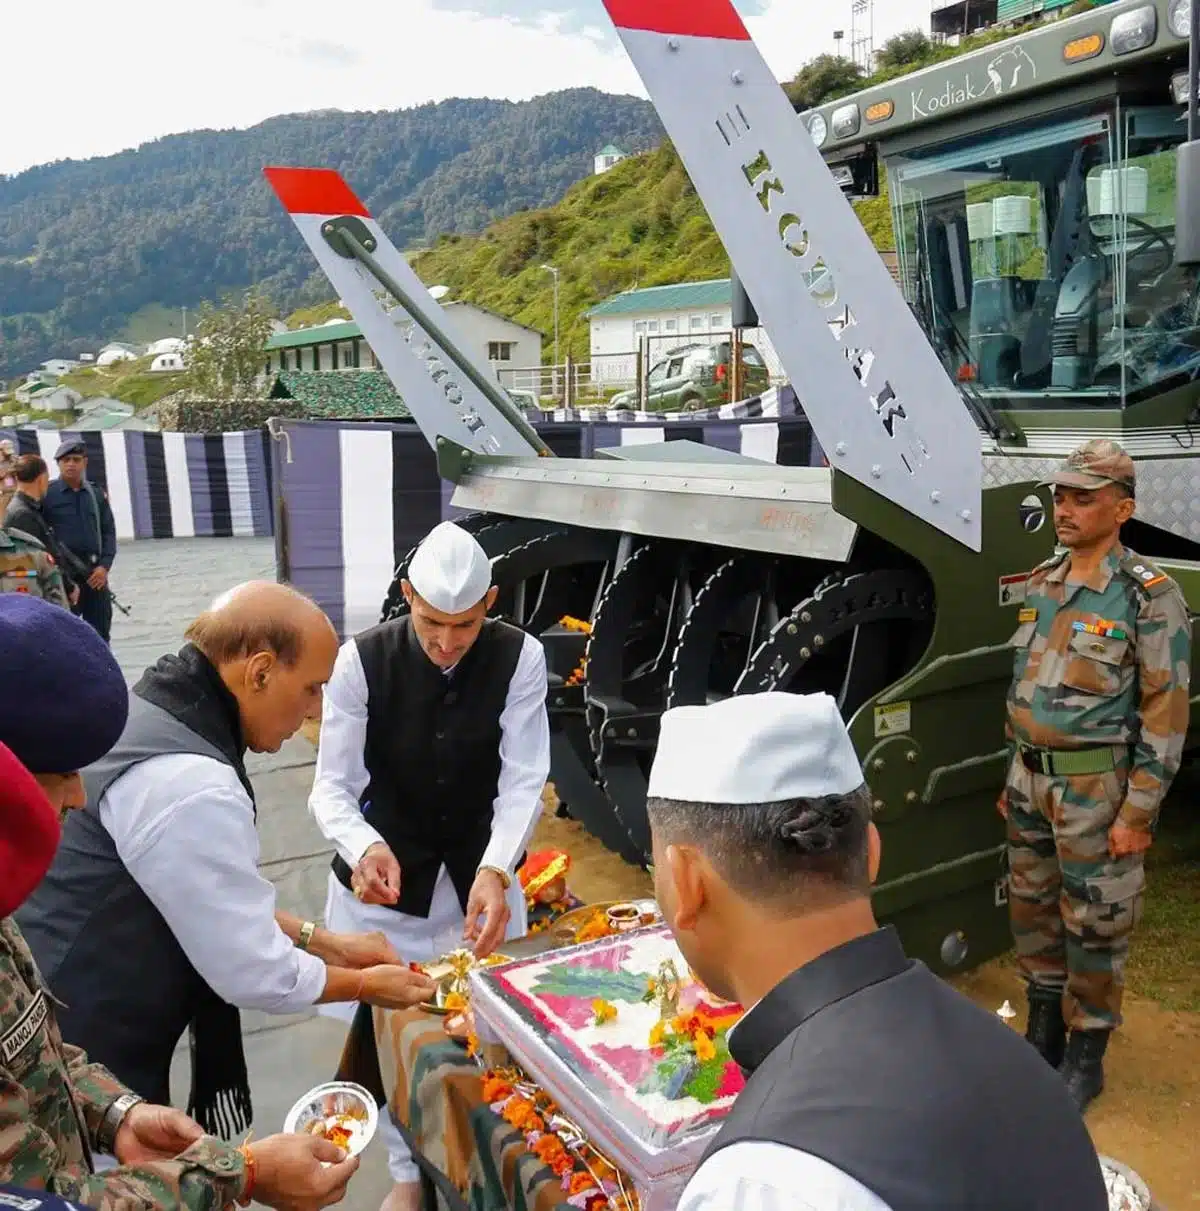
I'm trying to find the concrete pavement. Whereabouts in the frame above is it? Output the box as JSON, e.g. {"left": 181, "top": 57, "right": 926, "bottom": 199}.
{"left": 110, "top": 538, "right": 394, "bottom": 1207}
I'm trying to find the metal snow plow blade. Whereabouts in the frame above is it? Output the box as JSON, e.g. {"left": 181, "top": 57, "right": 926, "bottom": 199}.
{"left": 440, "top": 443, "right": 858, "bottom": 561}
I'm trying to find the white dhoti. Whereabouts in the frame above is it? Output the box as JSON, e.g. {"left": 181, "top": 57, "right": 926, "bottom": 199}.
{"left": 320, "top": 867, "right": 528, "bottom": 1183}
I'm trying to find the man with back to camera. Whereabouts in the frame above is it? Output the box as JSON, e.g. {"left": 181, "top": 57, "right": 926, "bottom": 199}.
{"left": 41, "top": 440, "right": 115, "bottom": 641}
{"left": 0, "top": 596, "right": 361, "bottom": 1211}
{"left": 645, "top": 691, "right": 1107, "bottom": 1211}
{"left": 17, "top": 581, "right": 436, "bottom": 1146}
{"left": 1002, "top": 438, "right": 1191, "bottom": 1112}
{"left": 308, "top": 519, "right": 550, "bottom": 1211}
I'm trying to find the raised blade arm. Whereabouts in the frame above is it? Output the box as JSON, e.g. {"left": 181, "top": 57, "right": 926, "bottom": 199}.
{"left": 601, "top": 0, "right": 982, "bottom": 550}
{"left": 263, "top": 166, "right": 550, "bottom": 458}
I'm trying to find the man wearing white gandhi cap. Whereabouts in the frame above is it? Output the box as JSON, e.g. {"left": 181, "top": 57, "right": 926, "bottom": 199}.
{"left": 648, "top": 692, "right": 1107, "bottom": 1211}
{"left": 308, "top": 520, "right": 550, "bottom": 1211}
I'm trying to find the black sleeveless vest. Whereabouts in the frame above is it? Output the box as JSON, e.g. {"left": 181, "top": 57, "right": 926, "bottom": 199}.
{"left": 702, "top": 927, "right": 1107, "bottom": 1211}
{"left": 16, "top": 700, "right": 233, "bottom": 1108}
{"left": 16, "top": 645, "right": 256, "bottom": 1137}
{"left": 330, "top": 616, "right": 527, "bottom": 917}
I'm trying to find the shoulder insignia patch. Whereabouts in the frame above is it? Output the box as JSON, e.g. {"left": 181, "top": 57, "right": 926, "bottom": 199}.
{"left": 1, "top": 989, "right": 47, "bottom": 1064}
{"left": 1121, "top": 555, "right": 1174, "bottom": 596}
{"left": 1031, "top": 550, "right": 1069, "bottom": 575}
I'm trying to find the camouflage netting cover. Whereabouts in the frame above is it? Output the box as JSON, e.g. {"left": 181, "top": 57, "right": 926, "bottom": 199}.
{"left": 155, "top": 371, "right": 413, "bottom": 432}
{"left": 270, "top": 371, "right": 412, "bottom": 420}
{"left": 155, "top": 395, "right": 306, "bottom": 433}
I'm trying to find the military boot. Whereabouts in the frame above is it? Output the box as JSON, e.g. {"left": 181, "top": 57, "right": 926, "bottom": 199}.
{"left": 1024, "top": 988, "right": 1067, "bottom": 1068}
{"left": 1060, "top": 1029, "right": 1109, "bottom": 1113}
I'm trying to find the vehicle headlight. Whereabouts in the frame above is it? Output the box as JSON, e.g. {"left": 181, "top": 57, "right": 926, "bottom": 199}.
{"left": 1168, "top": 0, "right": 1190, "bottom": 38}
{"left": 807, "top": 113, "right": 828, "bottom": 148}
{"left": 1110, "top": 4, "right": 1157, "bottom": 54}
{"left": 831, "top": 103, "right": 861, "bottom": 139}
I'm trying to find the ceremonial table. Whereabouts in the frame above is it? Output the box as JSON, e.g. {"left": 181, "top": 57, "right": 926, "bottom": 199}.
{"left": 336, "top": 899, "right": 608, "bottom": 1211}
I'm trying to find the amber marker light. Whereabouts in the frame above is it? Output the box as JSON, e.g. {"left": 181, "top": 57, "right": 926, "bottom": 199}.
{"left": 1064, "top": 32, "right": 1105, "bottom": 61}
{"left": 864, "top": 100, "right": 894, "bottom": 123}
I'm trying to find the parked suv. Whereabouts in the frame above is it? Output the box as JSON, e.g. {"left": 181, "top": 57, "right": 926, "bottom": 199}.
{"left": 610, "top": 341, "right": 771, "bottom": 412}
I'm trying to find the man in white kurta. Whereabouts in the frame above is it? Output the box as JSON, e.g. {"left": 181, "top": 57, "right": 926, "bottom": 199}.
{"left": 308, "top": 521, "right": 550, "bottom": 1211}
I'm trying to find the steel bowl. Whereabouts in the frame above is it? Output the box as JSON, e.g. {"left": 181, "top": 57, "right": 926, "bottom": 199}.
{"left": 283, "top": 1081, "right": 378, "bottom": 1157}
{"left": 1098, "top": 1155, "right": 1152, "bottom": 1211}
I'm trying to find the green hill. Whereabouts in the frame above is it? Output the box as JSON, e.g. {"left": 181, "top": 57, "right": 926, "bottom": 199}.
{"left": 316, "top": 143, "right": 893, "bottom": 366}
{"left": 0, "top": 89, "right": 663, "bottom": 378}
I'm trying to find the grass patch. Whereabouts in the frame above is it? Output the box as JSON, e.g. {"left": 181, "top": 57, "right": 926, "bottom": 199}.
{"left": 1129, "top": 860, "right": 1200, "bottom": 1013}
{"left": 58, "top": 358, "right": 182, "bottom": 409}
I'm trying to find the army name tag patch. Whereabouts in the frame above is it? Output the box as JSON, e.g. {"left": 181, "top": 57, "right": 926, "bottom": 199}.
{"left": 1, "top": 991, "right": 47, "bottom": 1064}
{"left": 1018, "top": 608, "right": 1038, "bottom": 624}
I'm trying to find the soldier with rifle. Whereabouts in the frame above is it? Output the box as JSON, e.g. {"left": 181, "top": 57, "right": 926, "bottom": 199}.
{"left": 42, "top": 441, "right": 120, "bottom": 641}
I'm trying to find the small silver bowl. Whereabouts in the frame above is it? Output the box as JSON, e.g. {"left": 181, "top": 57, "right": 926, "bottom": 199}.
{"left": 1099, "top": 1155, "right": 1152, "bottom": 1211}
{"left": 283, "top": 1081, "right": 378, "bottom": 1158}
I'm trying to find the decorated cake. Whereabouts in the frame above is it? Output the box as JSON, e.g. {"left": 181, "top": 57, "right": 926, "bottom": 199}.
{"left": 469, "top": 924, "right": 745, "bottom": 1158}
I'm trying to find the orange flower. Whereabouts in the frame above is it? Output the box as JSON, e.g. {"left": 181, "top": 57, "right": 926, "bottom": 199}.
{"left": 648, "top": 1021, "right": 666, "bottom": 1047}
{"left": 568, "top": 1172, "right": 597, "bottom": 1195}
{"left": 575, "top": 914, "right": 613, "bottom": 943}
{"left": 443, "top": 991, "right": 467, "bottom": 1012}
{"left": 592, "top": 999, "right": 617, "bottom": 1025}
{"left": 693, "top": 1031, "right": 716, "bottom": 1062}
{"left": 502, "top": 1095, "right": 539, "bottom": 1131}
{"left": 533, "top": 1134, "right": 567, "bottom": 1167}
{"left": 482, "top": 1075, "right": 513, "bottom": 1103}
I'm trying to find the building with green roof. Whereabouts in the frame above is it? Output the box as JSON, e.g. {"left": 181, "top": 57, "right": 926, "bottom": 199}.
{"left": 263, "top": 302, "right": 543, "bottom": 382}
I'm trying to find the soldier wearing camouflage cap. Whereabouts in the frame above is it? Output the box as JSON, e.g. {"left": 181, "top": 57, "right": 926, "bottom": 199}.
{"left": 1001, "top": 438, "right": 1191, "bottom": 1113}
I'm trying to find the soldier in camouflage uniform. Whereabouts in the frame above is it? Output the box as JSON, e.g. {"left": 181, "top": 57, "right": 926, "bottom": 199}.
{"left": 0, "top": 596, "right": 360, "bottom": 1211}
{"left": 1001, "top": 438, "right": 1191, "bottom": 1114}
{"left": 0, "top": 529, "right": 68, "bottom": 609}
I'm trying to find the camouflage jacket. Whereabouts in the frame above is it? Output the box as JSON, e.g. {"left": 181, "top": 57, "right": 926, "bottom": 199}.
{"left": 0, "top": 919, "right": 247, "bottom": 1210}
{"left": 1006, "top": 542, "right": 1192, "bottom": 834}
{"left": 0, "top": 531, "right": 67, "bottom": 609}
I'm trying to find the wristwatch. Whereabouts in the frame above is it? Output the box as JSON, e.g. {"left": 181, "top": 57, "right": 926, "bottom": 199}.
{"left": 97, "top": 1092, "right": 143, "bottom": 1154}
{"left": 477, "top": 864, "right": 512, "bottom": 890}
{"left": 297, "top": 920, "right": 317, "bottom": 951}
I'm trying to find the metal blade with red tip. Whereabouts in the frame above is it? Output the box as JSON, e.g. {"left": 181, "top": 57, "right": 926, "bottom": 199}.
{"left": 600, "top": 0, "right": 983, "bottom": 550}
{"left": 263, "top": 166, "right": 541, "bottom": 459}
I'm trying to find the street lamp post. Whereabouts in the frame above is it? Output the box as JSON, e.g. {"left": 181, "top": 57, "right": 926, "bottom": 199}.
{"left": 540, "top": 263, "right": 560, "bottom": 400}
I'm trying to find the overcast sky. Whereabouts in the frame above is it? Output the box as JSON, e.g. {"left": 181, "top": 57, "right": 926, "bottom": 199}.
{"left": 3, "top": 0, "right": 932, "bottom": 177}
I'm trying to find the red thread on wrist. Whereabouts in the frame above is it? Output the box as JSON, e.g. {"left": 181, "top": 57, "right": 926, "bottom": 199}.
{"left": 236, "top": 1144, "right": 256, "bottom": 1207}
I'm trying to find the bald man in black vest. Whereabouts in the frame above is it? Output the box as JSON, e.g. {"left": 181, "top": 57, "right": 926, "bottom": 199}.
{"left": 645, "top": 691, "right": 1107, "bottom": 1211}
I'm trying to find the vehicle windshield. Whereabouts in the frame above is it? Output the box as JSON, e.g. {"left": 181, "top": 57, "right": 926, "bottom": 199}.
{"left": 887, "top": 105, "right": 1200, "bottom": 409}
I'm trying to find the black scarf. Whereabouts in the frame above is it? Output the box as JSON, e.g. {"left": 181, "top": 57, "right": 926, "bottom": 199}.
{"left": 133, "top": 643, "right": 255, "bottom": 1139}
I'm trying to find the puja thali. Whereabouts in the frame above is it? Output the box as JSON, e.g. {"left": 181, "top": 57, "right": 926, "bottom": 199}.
{"left": 417, "top": 948, "right": 514, "bottom": 1014}
{"left": 550, "top": 899, "right": 661, "bottom": 946}
{"left": 284, "top": 1081, "right": 378, "bottom": 1157}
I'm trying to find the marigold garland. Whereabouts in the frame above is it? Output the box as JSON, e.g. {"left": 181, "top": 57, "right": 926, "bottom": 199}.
{"left": 482, "top": 1066, "right": 641, "bottom": 1209}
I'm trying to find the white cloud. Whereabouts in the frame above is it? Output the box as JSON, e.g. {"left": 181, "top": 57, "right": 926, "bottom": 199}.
{"left": 3, "top": 0, "right": 935, "bottom": 176}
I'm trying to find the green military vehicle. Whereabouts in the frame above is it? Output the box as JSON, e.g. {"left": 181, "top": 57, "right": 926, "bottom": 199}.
{"left": 265, "top": 0, "right": 1200, "bottom": 977}
{"left": 608, "top": 339, "right": 772, "bottom": 412}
